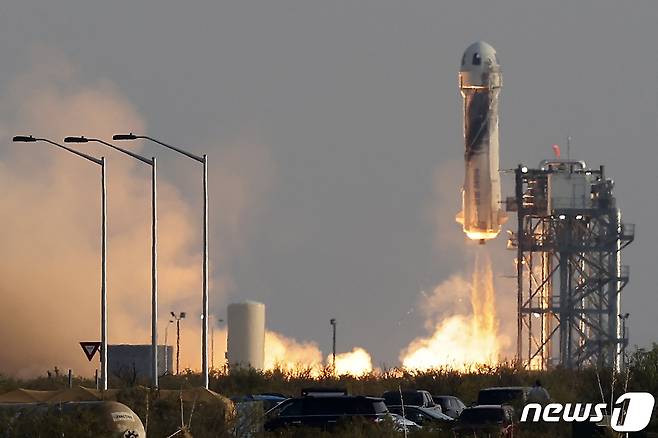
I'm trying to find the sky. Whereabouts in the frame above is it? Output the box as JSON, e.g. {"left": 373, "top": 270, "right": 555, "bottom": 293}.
{"left": 0, "top": 0, "right": 656, "bottom": 373}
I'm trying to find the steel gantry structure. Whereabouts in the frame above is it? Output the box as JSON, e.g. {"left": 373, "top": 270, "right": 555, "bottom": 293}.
{"left": 507, "top": 160, "right": 634, "bottom": 370}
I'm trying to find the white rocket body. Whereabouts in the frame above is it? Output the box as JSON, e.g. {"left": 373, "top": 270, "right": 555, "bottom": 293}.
{"left": 456, "top": 41, "right": 507, "bottom": 243}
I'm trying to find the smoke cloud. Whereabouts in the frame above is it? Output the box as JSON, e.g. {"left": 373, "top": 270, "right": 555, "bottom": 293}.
{"left": 264, "top": 331, "right": 324, "bottom": 371}
{"left": 400, "top": 250, "right": 511, "bottom": 370}
{"left": 0, "top": 49, "right": 273, "bottom": 377}
{"left": 0, "top": 50, "right": 516, "bottom": 377}
{"left": 398, "top": 156, "right": 516, "bottom": 371}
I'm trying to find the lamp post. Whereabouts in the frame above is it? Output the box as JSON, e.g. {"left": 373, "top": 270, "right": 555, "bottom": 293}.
{"left": 211, "top": 320, "right": 214, "bottom": 371}
{"left": 64, "top": 136, "right": 159, "bottom": 389}
{"left": 114, "top": 133, "right": 209, "bottom": 388}
{"left": 171, "top": 311, "right": 186, "bottom": 375}
{"left": 330, "top": 318, "right": 337, "bottom": 372}
{"left": 163, "top": 319, "right": 174, "bottom": 375}
{"left": 12, "top": 135, "right": 108, "bottom": 391}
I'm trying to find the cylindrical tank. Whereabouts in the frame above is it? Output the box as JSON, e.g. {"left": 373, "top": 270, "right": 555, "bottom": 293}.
{"left": 227, "top": 301, "right": 265, "bottom": 370}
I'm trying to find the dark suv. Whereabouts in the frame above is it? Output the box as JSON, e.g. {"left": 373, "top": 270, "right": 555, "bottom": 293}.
{"left": 432, "top": 395, "right": 466, "bottom": 418}
{"left": 264, "top": 395, "right": 388, "bottom": 431}
{"left": 477, "top": 387, "right": 530, "bottom": 410}
{"left": 454, "top": 405, "right": 517, "bottom": 437}
{"left": 382, "top": 390, "right": 439, "bottom": 411}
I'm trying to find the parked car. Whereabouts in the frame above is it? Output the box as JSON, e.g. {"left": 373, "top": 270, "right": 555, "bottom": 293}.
{"left": 383, "top": 413, "right": 421, "bottom": 432}
{"left": 571, "top": 415, "right": 620, "bottom": 438}
{"left": 264, "top": 394, "right": 388, "bottom": 431}
{"left": 300, "top": 388, "right": 348, "bottom": 397}
{"left": 454, "top": 405, "right": 517, "bottom": 438}
{"left": 387, "top": 405, "right": 455, "bottom": 429}
{"left": 477, "top": 387, "right": 530, "bottom": 409}
{"left": 231, "top": 393, "right": 288, "bottom": 412}
{"left": 432, "top": 395, "right": 466, "bottom": 418}
{"left": 382, "top": 390, "right": 441, "bottom": 412}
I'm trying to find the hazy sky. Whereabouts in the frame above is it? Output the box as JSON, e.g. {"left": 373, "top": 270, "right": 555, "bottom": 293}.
{"left": 0, "top": 0, "right": 656, "bottom": 369}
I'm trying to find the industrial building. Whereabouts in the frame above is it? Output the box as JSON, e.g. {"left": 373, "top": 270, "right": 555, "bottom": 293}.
{"left": 108, "top": 345, "right": 173, "bottom": 380}
{"left": 507, "top": 160, "right": 634, "bottom": 370}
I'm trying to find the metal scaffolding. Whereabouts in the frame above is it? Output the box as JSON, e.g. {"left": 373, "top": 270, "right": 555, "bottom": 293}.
{"left": 507, "top": 160, "right": 634, "bottom": 370}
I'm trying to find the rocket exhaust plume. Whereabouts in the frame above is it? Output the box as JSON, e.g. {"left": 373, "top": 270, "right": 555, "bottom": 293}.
{"left": 400, "top": 251, "right": 504, "bottom": 371}
{"left": 207, "top": 326, "right": 374, "bottom": 377}
{"left": 264, "top": 333, "right": 373, "bottom": 376}
{"left": 328, "top": 348, "right": 373, "bottom": 376}
{"left": 456, "top": 41, "right": 507, "bottom": 243}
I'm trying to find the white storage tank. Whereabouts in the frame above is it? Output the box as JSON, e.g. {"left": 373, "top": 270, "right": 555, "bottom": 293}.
{"left": 227, "top": 301, "right": 265, "bottom": 370}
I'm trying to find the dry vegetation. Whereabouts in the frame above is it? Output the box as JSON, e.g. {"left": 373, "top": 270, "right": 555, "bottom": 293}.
{"left": 1, "top": 344, "right": 657, "bottom": 437}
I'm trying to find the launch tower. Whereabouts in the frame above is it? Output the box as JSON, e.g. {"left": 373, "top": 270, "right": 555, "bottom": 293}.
{"left": 507, "top": 160, "right": 634, "bottom": 370}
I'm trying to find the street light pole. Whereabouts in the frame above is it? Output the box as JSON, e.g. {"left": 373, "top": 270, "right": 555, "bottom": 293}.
{"left": 177, "top": 319, "right": 181, "bottom": 374}
{"left": 114, "top": 133, "right": 210, "bottom": 389}
{"left": 151, "top": 157, "right": 158, "bottom": 382}
{"left": 12, "top": 135, "right": 108, "bottom": 391}
{"left": 171, "top": 311, "right": 186, "bottom": 374}
{"left": 202, "top": 154, "right": 209, "bottom": 385}
{"left": 64, "top": 136, "right": 159, "bottom": 389}
{"left": 101, "top": 156, "right": 107, "bottom": 391}
{"left": 330, "top": 318, "right": 337, "bottom": 372}
{"left": 211, "top": 322, "right": 214, "bottom": 371}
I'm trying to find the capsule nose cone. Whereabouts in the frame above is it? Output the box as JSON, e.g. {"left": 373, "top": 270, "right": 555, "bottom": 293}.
{"left": 460, "top": 41, "right": 498, "bottom": 72}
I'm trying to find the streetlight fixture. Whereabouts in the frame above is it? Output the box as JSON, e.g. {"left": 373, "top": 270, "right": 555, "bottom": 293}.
{"left": 171, "top": 311, "right": 186, "bottom": 375}
{"left": 12, "top": 135, "right": 108, "bottom": 391}
{"left": 64, "top": 136, "right": 159, "bottom": 389}
{"left": 114, "top": 133, "right": 210, "bottom": 389}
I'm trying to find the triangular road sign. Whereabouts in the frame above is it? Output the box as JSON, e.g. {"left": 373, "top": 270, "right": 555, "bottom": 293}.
{"left": 79, "top": 342, "right": 101, "bottom": 361}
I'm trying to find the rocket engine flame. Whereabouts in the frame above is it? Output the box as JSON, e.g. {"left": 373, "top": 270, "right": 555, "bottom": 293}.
{"left": 328, "top": 348, "right": 373, "bottom": 376}
{"left": 400, "top": 251, "right": 503, "bottom": 371}
{"left": 263, "top": 332, "right": 374, "bottom": 376}
{"left": 464, "top": 230, "right": 501, "bottom": 242}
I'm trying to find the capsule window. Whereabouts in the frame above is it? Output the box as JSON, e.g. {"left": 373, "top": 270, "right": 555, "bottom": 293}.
{"left": 472, "top": 52, "right": 481, "bottom": 65}
{"left": 462, "top": 53, "right": 466, "bottom": 65}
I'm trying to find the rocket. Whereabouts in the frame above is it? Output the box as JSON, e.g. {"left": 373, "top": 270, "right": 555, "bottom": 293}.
{"left": 456, "top": 41, "right": 507, "bottom": 244}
